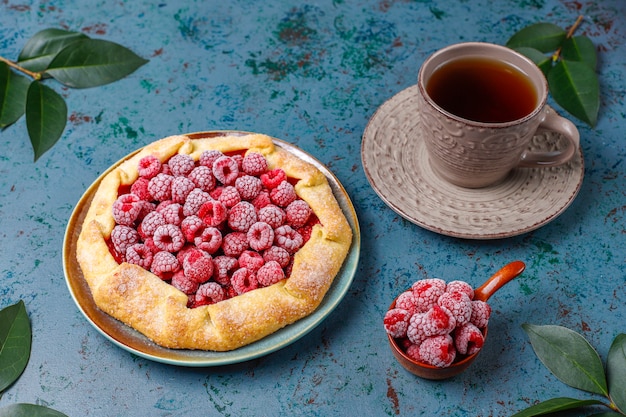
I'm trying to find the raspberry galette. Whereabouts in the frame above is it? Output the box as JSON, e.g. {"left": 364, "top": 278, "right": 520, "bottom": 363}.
{"left": 76, "top": 133, "right": 353, "bottom": 351}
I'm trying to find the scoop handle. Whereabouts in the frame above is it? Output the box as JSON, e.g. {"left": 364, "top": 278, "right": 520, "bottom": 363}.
{"left": 474, "top": 261, "right": 526, "bottom": 302}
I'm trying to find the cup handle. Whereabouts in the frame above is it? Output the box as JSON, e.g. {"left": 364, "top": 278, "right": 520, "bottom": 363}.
{"left": 518, "top": 106, "right": 580, "bottom": 167}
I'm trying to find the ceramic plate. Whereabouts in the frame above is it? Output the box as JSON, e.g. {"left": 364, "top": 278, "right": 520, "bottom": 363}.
{"left": 63, "top": 131, "right": 360, "bottom": 366}
{"left": 361, "top": 85, "right": 584, "bottom": 239}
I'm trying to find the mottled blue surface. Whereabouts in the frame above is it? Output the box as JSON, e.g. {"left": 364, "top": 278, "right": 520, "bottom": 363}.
{"left": 1, "top": 0, "right": 625, "bottom": 416}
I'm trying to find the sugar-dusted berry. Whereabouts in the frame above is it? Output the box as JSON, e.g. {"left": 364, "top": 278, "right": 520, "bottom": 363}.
{"left": 285, "top": 200, "right": 312, "bottom": 228}
{"left": 454, "top": 323, "right": 484, "bottom": 355}
{"left": 194, "top": 226, "right": 222, "bottom": 254}
{"left": 112, "top": 194, "right": 143, "bottom": 226}
{"left": 131, "top": 177, "right": 152, "bottom": 201}
{"left": 139, "top": 210, "right": 166, "bottom": 239}
{"left": 138, "top": 155, "right": 162, "bottom": 179}
{"left": 148, "top": 173, "right": 173, "bottom": 201}
{"left": 212, "top": 155, "right": 239, "bottom": 185}
{"left": 438, "top": 291, "right": 472, "bottom": 326}
{"left": 212, "top": 255, "right": 238, "bottom": 286}
{"left": 395, "top": 290, "right": 418, "bottom": 315}
{"left": 260, "top": 168, "right": 286, "bottom": 189}
{"left": 168, "top": 153, "right": 195, "bottom": 176}
{"left": 153, "top": 224, "right": 185, "bottom": 252}
{"left": 222, "top": 232, "right": 249, "bottom": 257}
{"left": 111, "top": 225, "right": 139, "bottom": 257}
{"left": 270, "top": 180, "right": 297, "bottom": 207}
{"left": 383, "top": 308, "right": 411, "bottom": 339}
{"left": 423, "top": 304, "right": 456, "bottom": 336}
{"left": 235, "top": 175, "right": 263, "bottom": 200}
{"left": 198, "top": 200, "right": 228, "bottom": 227}
{"left": 228, "top": 201, "right": 257, "bottom": 232}
{"left": 411, "top": 278, "right": 446, "bottom": 312}
{"left": 188, "top": 165, "right": 216, "bottom": 192}
{"left": 470, "top": 300, "right": 491, "bottom": 329}
{"left": 231, "top": 267, "right": 258, "bottom": 295}
{"left": 171, "top": 270, "right": 200, "bottom": 295}
{"left": 405, "top": 343, "right": 422, "bottom": 361}
{"left": 180, "top": 215, "right": 204, "bottom": 242}
{"left": 242, "top": 152, "right": 268, "bottom": 176}
{"left": 195, "top": 282, "right": 225, "bottom": 306}
{"left": 258, "top": 204, "right": 285, "bottom": 229}
{"left": 151, "top": 251, "right": 180, "bottom": 280}
{"left": 182, "top": 188, "right": 212, "bottom": 217}
{"left": 406, "top": 312, "right": 429, "bottom": 345}
{"left": 125, "top": 243, "right": 153, "bottom": 269}
{"left": 159, "top": 202, "right": 184, "bottom": 226}
{"left": 199, "top": 149, "right": 224, "bottom": 168}
{"left": 238, "top": 250, "right": 265, "bottom": 273}
{"left": 446, "top": 280, "right": 475, "bottom": 299}
{"left": 182, "top": 248, "right": 214, "bottom": 284}
{"left": 171, "top": 176, "right": 196, "bottom": 204}
{"left": 256, "top": 260, "right": 285, "bottom": 287}
{"left": 262, "top": 245, "right": 290, "bottom": 268}
{"left": 419, "top": 335, "right": 456, "bottom": 368}
{"left": 212, "top": 185, "right": 241, "bottom": 208}
{"left": 247, "top": 222, "right": 274, "bottom": 251}
{"left": 274, "top": 225, "right": 303, "bottom": 254}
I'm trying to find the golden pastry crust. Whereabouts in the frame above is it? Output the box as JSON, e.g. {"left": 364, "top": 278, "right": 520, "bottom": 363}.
{"left": 76, "top": 133, "right": 353, "bottom": 351}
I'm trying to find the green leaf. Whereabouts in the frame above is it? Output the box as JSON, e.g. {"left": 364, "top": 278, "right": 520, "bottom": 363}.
{"left": 561, "top": 35, "right": 598, "bottom": 70}
{"left": 510, "top": 397, "right": 606, "bottom": 417}
{"left": 0, "top": 301, "right": 31, "bottom": 393}
{"left": 512, "top": 46, "right": 553, "bottom": 77}
{"left": 607, "top": 334, "right": 626, "bottom": 414}
{"left": 17, "top": 28, "right": 89, "bottom": 73}
{"left": 0, "top": 403, "right": 69, "bottom": 417}
{"left": 587, "top": 413, "right": 625, "bottom": 417}
{"left": 25, "top": 81, "right": 68, "bottom": 161}
{"left": 45, "top": 39, "right": 148, "bottom": 88}
{"left": 548, "top": 59, "right": 600, "bottom": 127}
{"left": 506, "top": 22, "right": 566, "bottom": 53}
{"left": 0, "top": 62, "right": 31, "bottom": 129}
{"left": 522, "top": 324, "right": 608, "bottom": 395}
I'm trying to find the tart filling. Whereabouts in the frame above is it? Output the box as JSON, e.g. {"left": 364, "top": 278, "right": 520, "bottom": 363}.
{"left": 76, "top": 133, "right": 353, "bottom": 351}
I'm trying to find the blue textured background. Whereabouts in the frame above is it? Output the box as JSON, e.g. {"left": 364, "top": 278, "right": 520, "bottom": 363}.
{"left": 1, "top": 1, "right": 625, "bottom": 416}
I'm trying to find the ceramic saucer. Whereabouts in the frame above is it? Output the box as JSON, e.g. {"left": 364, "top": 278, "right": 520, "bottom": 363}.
{"left": 361, "top": 85, "right": 584, "bottom": 240}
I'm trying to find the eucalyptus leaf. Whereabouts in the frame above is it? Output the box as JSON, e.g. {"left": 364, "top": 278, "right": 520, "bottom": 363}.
{"left": 522, "top": 324, "right": 608, "bottom": 395}
{"left": 506, "top": 22, "right": 566, "bottom": 53}
{"left": 17, "top": 28, "right": 89, "bottom": 73}
{"left": 0, "top": 62, "right": 30, "bottom": 128}
{"left": 0, "top": 403, "right": 69, "bottom": 417}
{"left": 548, "top": 59, "right": 599, "bottom": 127}
{"left": 25, "top": 81, "right": 68, "bottom": 161}
{"left": 0, "top": 301, "right": 31, "bottom": 393}
{"left": 45, "top": 39, "right": 148, "bottom": 88}
{"left": 510, "top": 397, "right": 605, "bottom": 417}
{"left": 607, "top": 334, "right": 626, "bottom": 414}
{"left": 561, "top": 35, "right": 598, "bottom": 70}
{"left": 512, "top": 46, "right": 552, "bottom": 77}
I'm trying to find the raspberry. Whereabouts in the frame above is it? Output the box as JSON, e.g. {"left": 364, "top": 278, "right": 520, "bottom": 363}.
{"left": 383, "top": 308, "right": 411, "bottom": 339}
{"left": 274, "top": 225, "right": 303, "bottom": 254}
{"left": 228, "top": 201, "right": 257, "bottom": 232}
{"left": 188, "top": 165, "right": 215, "bottom": 192}
{"left": 137, "top": 200, "right": 156, "bottom": 222}
{"left": 257, "top": 204, "right": 285, "bottom": 228}
{"left": 242, "top": 152, "right": 268, "bottom": 176}
{"left": 295, "top": 224, "right": 313, "bottom": 243}
{"left": 171, "top": 270, "right": 200, "bottom": 295}
{"left": 470, "top": 300, "right": 491, "bottom": 329}
{"left": 139, "top": 210, "right": 166, "bottom": 239}
{"left": 285, "top": 200, "right": 312, "bottom": 228}
{"left": 198, "top": 200, "right": 228, "bottom": 227}
{"left": 180, "top": 215, "right": 204, "bottom": 242}
{"left": 148, "top": 173, "right": 173, "bottom": 201}
{"left": 270, "top": 180, "right": 297, "bottom": 207}
{"left": 130, "top": 177, "right": 152, "bottom": 201}
{"left": 168, "top": 153, "right": 195, "bottom": 176}
{"left": 194, "top": 227, "right": 222, "bottom": 254}
{"left": 151, "top": 251, "right": 180, "bottom": 279}
{"left": 159, "top": 202, "right": 184, "bottom": 226}
{"left": 238, "top": 250, "right": 264, "bottom": 273}
{"left": 247, "top": 222, "right": 275, "bottom": 251}
{"left": 262, "top": 246, "right": 290, "bottom": 268}
{"left": 183, "top": 188, "right": 212, "bottom": 216}
{"left": 256, "top": 260, "right": 285, "bottom": 287}
{"left": 438, "top": 291, "right": 472, "bottom": 326}
{"left": 182, "top": 248, "right": 214, "bottom": 284}
{"left": 454, "top": 323, "right": 484, "bottom": 356}
{"left": 212, "top": 185, "right": 241, "bottom": 208}
{"left": 153, "top": 224, "right": 185, "bottom": 252}
{"left": 235, "top": 175, "right": 262, "bottom": 200}
{"left": 446, "top": 280, "right": 475, "bottom": 299}
{"left": 125, "top": 243, "right": 153, "bottom": 269}
{"left": 175, "top": 244, "right": 195, "bottom": 264}
{"left": 411, "top": 278, "right": 446, "bottom": 312}
{"left": 222, "top": 232, "right": 248, "bottom": 257}
{"left": 231, "top": 154, "right": 244, "bottom": 170}
{"left": 111, "top": 225, "right": 139, "bottom": 257}
{"left": 406, "top": 312, "right": 429, "bottom": 345}
{"left": 199, "top": 150, "right": 224, "bottom": 168}
{"left": 423, "top": 304, "right": 456, "bottom": 336}
{"left": 138, "top": 155, "right": 162, "bottom": 179}
{"left": 171, "top": 176, "right": 196, "bottom": 204}
{"left": 194, "top": 282, "right": 225, "bottom": 306}
{"left": 418, "top": 335, "right": 456, "bottom": 368}
{"left": 261, "top": 168, "right": 286, "bottom": 189}
{"left": 395, "top": 290, "right": 418, "bottom": 315}
{"left": 251, "top": 190, "right": 271, "bottom": 210}
{"left": 212, "top": 255, "right": 238, "bottom": 286}
{"left": 231, "top": 267, "right": 258, "bottom": 295}
{"left": 112, "top": 194, "right": 143, "bottom": 226}
{"left": 405, "top": 343, "right": 422, "bottom": 361}
{"left": 212, "top": 156, "right": 239, "bottom": 185}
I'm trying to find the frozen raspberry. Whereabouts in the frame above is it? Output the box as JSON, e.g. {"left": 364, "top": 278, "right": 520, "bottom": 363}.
{"left": 470, "top": 300, "right": 491, "bottom": 328}
{"left": 137, "top": 200, "right": 156, "bottom": 222}
{"left": 438, "top": 291, "right": 472, "bottom": 326}
{"left": 231, "top": 267, "right": 258, "bottom": 295}
{"left": 261, "top": 168, "right": 286, "bottom": 189}
{"left": 285, "top": 200, "right": 312, "bottom": 228}
{"left": 175, "top": 244, "right": 195, "bottom": 264}
{"left": 251, "top": 190, "right": 271, "bottom": 210}
{"left": 406, "top": 312, "right": 429, "bottom": 345}
{"left": 151, "top": 251, "right": 180, "bottom": 279}
{"left": 148, "top": 173, "right": 173, "bottom": 201}
{"left": 242, "top": 152, "right": 268, "bottom": 176}
{"left": 446, "top": 280, "right": 475, "bottom": 299}
{"left": 143, "top": 237, "right": 158, "bottom": 254}
{"left": 130, "top": 177, "right": 152, "bottom": 201}
{"left": 228, "top": 201, "right": 257, "bottom": 232}
{"left": 211, "top": 185, "right": 241, "bottom": 208}
{"left": 222, "top": 232, "right": 249, "bottom": 257}
{"left": 419, "top": 335, "right": 456, "bottom": 368}
{"left": 231, "top": 154, "right": 244, "bottom": 170}
{"left": 198, "top": 200, "right": 228, "bottom": 227}
{"left": 256, "top": 260, "right": 285, "bottom": 287}
{"left": 454, "top": 323, "right": 484, "bottom": 356}
{"left": 138, "top": 155, "right": 162, "bottom": 179}
{"left": 258, "top": 204, "right": 285, "bottom": 229}
{"left": 295, "top": 224, "right": 313, "bottom": 243}
{"left": 235, "top": 175, "right": 262, "bottom": 200}
{"left": 423, "top": 304, "right": 456, "bottom": 336}
{"left": 383, "top": 308, "right": 411, "bottom": 339}
{"left": 159, "top": 202, "right": 184, "bottom": 226}
{"left": 199, "top": 150, "right": 223, "bottom": 167}
{"left": 168, "top": 153, "right": 195, "bottom": 176}
{"left": 395, "top": 290, "right": 419, "bottom": 315}
{"left": 125, "top": 243, "right": 153, "bottom": 269}
{"left": 194, "top": 227, "right": 222, "bottom": 254}
{"left": 153, "top": 224, "right": 185, "bottom": 252}
{"left": 270, "top": 180, "right": 297, "bottom": 207}
{"left": 182, "top": 248, "right": 213, "bottom": 284}
{"left": 274, "top": 225, "right": 303, "bottom": 254}
{"left": 112, "top": 194, "right": 143, "bottom": 226}
{"left": 188, "top": 165, "right": 215, "bottom": 192}
{"left": 171, "top": 176, "right": 196, "bottom": 204}
{"left": 183, "top": 188, "right": 212, "bottom": 216}
{"left": 238, "top": 250, "right": 264, "bottom": 273}
{"left": 138, "top": 210, "right": 166, "bottom": 239}
{"left": 111, "top": 225, "right": 139, "bottom": 257}
{"left": 212, "top": 256, "right": 238, "bottom": 286}
{"left": 247, "top": 222, "right": 275, "bottom": 251}
{"left": 412, "top": 278, "right": 447, "bottom": 312}
{"left": 212, "top": 156, "right": 239, "bottom": 185}
{"left": 195, "top": 282, "right": 225, "bottom": 306}
{"left": 262, "top": 246, "right": 290, "bottom": 268}
{"left": 171, "top": 270, "right": 200, "bottom": 295}
{"left": 405, "top": 343, "right": 422, "bottom": 361}
{"left": 180, "top": 215, "right": 204, "bottom": 242}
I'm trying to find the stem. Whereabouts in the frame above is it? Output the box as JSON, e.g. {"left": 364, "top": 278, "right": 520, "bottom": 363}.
{"left": 552, "top": 15, "right": 584, "bottom": 62}
{"left": 0, "top": 56, "right": 42, "bottom": 80}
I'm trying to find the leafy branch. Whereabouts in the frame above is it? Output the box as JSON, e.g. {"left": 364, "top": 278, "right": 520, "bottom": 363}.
{"left": 0, "top": 28, "right": 148, "bottom": 161}
{"left": 512, "top": 324, "right": 626, "bottom": 416}
{"left": 506, "top": 16, "right": 600, "bottom": 127}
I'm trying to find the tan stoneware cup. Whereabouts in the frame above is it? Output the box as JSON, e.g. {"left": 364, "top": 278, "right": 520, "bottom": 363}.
{"left": 417, "top": 42, "right": 580, "bottom": 188}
